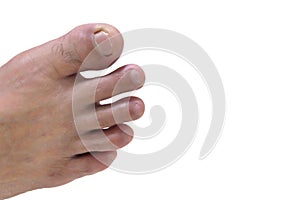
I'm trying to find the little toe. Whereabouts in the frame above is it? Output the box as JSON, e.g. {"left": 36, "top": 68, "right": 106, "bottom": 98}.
{"left": 66, "top": 151, "right": 117, "bottom": 178}
{"left": 72, "top": 124, "right": 133, "bottom": 154}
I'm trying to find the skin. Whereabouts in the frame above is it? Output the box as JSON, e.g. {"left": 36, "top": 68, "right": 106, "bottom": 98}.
{"left": 0, "top": 23, "right": 145, "bottom": 199}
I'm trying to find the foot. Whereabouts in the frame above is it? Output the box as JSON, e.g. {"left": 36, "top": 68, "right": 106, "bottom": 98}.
{"left": 0, "top": 23, "right": 145, "bottom": 199}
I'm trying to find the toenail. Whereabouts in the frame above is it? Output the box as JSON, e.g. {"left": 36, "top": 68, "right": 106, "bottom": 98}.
{"left": 129, "top": 70, "right": 143, "bottom": 86}
{"left": 93, "top": 30, "right": 113, "bottom": 57}
{"left": 131, "top": 100, "right": 144, "bottom": 118}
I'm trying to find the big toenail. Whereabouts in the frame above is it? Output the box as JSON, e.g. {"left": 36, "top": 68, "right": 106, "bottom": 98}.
{"left": 93, "top": 30, "right": 113, "bottom": 57}
{"left": 130, "top": 70, "right": 143, "bottom": 86}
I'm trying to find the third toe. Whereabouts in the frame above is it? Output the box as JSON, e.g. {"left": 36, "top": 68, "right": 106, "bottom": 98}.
{"left": 96, "top": 97, "right": 145, "bottom": 128}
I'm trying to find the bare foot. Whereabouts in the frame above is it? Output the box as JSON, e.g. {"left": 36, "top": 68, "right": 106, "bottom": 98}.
{"left": 0, "top": 23, "right": 145, "bottom": 199}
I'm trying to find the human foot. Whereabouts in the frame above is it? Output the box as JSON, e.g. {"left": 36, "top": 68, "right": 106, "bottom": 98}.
{"left": 0, "top": 23, "right": 145, "bottom": 199}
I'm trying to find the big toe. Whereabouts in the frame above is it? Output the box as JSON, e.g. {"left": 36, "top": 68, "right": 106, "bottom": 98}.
{"left": 8, "top": 23, "right": 124, "bottom": 79}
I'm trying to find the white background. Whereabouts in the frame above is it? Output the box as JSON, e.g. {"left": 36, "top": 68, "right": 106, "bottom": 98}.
{"left": 1, "top": 0, "right": 300, "bottom": 199}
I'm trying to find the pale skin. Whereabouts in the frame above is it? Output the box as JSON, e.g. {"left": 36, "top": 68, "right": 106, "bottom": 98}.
{"left": 0, "top": 23, "right": 145, "bottom": 199}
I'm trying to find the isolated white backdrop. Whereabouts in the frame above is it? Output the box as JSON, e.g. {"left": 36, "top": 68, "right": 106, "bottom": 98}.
{"left": 1, "top": 0, "right": 300, "bottom": 199}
